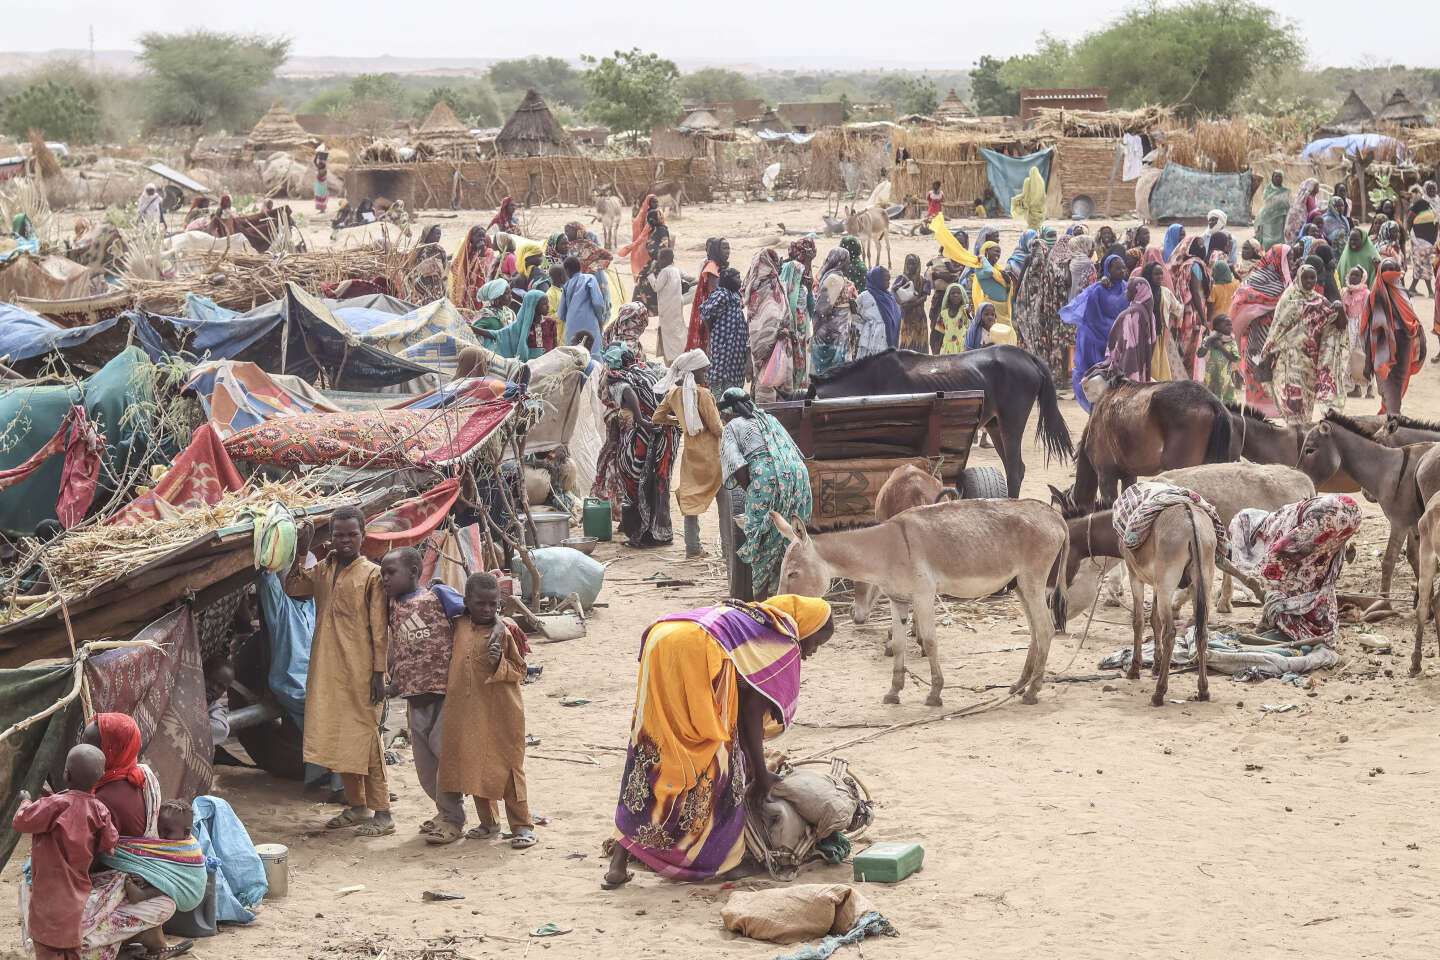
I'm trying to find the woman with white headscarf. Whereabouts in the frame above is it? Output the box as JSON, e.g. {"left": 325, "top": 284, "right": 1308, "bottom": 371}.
{"left": 653, "top": 349, "right": 724, "bottom": 559}
{"left": 136, "top": 183, "right": 166, "bottom": 229}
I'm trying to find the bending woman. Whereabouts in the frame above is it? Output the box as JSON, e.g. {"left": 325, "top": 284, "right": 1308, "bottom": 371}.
{"left": 604, "top": 595, "right": 835, "bottom": 888}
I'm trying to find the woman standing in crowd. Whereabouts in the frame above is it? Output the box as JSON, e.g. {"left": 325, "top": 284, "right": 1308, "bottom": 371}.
{"left": 701, "top": 267, "right": 750, "bottom": 395}
{"left": 653, "top": 350, "right": 724, "bottom": 560}
{"left": 840, "top": 236, "right": 868, "bottom": 290}
{"left": 1364, "top": 258, "right": 1425, "bottom": 414}
{"left": 776, "top": 237, "right": 817, "bottom": 392}
{"left": 717, "top": 388, "right": 813, "bottom": 601}
{"left": 1285, "top": 178, "right": 1321, "bottom": 244}
{"left": 812, "top": 248, "right": 859, "bottom": 376}
{"left": 448, "top": 227, "right": 494, "bottom": 309}
{"left": 592, "top": 345, "right": 680, "bottom": 547}
{"left": 1262, "top": 263, "right": 1348, "bottom": 423}
{"left": 1062, "top": 254, "right": 1131, "bottom": 410}
{"left": 892, "top": 253, "right": 932, "bottom": 352}
{"left": 742, "top": 248, "right": 792, "bottom": 402}
{"left": 1407, "top": 182, "right": 1438, "bottom": 298}
{"left": 1255, "top": 171, "right": 1291, "bottom": 250}
{"left": 1231, "top": 243, "right": 1301, "bottom": 417}
{"left": 1169, "top": 236, "right": 1211, "bottom": 375}
{"left": 1013, "top": 230, "right": 1070, "bottom": 385}
{"left": 688, "top": 238, "right": 729, "bottom": 353}
{"left": 856, "top": 266, "right": 900, "bottom": 356}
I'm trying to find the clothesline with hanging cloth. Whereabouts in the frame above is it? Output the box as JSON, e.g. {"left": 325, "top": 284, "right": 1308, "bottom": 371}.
{"left": 221, "top": 400, "right": 518, "bottom": 471}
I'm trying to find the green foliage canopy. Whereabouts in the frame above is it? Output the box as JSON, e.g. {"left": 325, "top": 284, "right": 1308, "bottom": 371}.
{"left": 137, "top": 30, "right": 290, "bottom": 129}
{"left": 677, "top": 68, "right": 762, "bottom": 105}
{"left": 488, "top": 57, "right": 588, "bottom": 108}
{"left": 581, "top": 48, "right": 681, "bottom": 139}
{"left": 2, "top": 80, "right": 101, "bottom": 142}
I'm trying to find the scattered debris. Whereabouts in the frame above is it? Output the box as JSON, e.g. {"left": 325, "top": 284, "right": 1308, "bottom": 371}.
{"left": 422, "top": 891, "right": 465, "bottom": 902}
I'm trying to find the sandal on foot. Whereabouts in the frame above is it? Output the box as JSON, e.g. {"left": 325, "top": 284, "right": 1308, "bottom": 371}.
{"left": 325, "top": 809, "right": 366, "bottom": 829}
{"left": 417, "top": 818, "right": 437, "bottom": 835}
{"left": 356, "top": 818, "right": 396, "bottom": 837}
{"left": 425, "top": 822, "right": 463, "bottom": 845}
{"left": 141, "top": 939, "right": 194, "bottom": 960}
{"left": 511, "top": 830, "right": 538, "bottom": 849}
{"left": 466, "top": 824, "right": 499, "bottom": 840}
{"left": 600, "top": 870, "right": 633, "bottom": 890}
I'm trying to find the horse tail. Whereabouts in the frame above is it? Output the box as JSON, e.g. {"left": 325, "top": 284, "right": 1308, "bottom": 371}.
{"left": 1203, "top": 397, "right": 1234, "bottom": 464}
{"left": 1186, "top": 507, "right": 1209, "bottom": 669}
{"left": 1048, "top": 518, "right": 1070, "bottom": 633}
{"left": 1029, "top": 353, "right": 1075, "bottom": 463}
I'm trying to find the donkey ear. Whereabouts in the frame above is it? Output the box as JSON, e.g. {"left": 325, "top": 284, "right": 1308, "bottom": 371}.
{"left": 1047, "top": 484, "right": 1065, "bottom": 504}
{"left": 791, "top": 517, "right": 809, "bottom": 541}
{"left": 771, "top": 511, "right": 799, "bottom": 543}
{"left": 1316, "top": 422, "right": 1332, "bottom": 435}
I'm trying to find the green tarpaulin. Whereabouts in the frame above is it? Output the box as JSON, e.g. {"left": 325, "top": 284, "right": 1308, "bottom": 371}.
{"left": 0, "top": 663, "right": 76, "bottom": 869}
{"left": 0, "top": 347, "right": 159, "bottom": 537}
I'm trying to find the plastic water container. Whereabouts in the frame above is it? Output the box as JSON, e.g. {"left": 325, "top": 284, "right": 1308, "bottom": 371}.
{"left": 853, "top": 842, "right": 924, "bottom": 883}
{"left": 582, "top": 498, "right": 613, "bottom": 542}
{"left": 256, "top": 843, "right": 288, "bottom": 899}
{"left": 512, "top": 547, "right": 605, "bottom": 608}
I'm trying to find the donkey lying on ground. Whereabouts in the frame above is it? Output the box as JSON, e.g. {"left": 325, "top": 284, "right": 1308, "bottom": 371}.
{"left": 852, "top": 464, "right": 957, "bottom": 625}
{"left": 774, "top": 499, "right": 1068, "bottom": 706}
{"left": 1062, "top": 483, "right": 1220, "bottom": 706}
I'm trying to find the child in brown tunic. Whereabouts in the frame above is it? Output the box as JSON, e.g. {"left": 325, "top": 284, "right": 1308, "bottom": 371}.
{"left": 438, "top": 573, "right": 536, "bottom": 848}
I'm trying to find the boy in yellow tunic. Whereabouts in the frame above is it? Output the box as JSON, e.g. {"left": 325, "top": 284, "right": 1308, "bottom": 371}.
{"left": 439, "top": 573, "right": 536, "bottom": 848}
{"left": 286, "top": 505, "right": 393, "bottom": 837}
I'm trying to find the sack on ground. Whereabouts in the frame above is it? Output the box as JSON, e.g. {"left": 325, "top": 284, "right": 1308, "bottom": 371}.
{"left": 721, "top": 884, "right": 877, "bottom": 944}
{"left": 770, "top": 769, "right": 858, "bottom": 838}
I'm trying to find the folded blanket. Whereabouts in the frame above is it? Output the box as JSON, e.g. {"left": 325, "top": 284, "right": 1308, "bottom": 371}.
{"left": 99, "top": 835, "right": 208, "bottom": 911}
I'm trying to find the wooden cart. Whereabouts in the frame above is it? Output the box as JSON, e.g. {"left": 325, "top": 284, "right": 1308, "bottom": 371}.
{"left": 721, "top": 390, "right": 1002, "bottom": 599}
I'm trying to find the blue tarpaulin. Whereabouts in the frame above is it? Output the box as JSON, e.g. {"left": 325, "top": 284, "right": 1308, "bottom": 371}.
{"left": 0, "top": 302, "right": 122, "bottom": 364}
{"left": 1300, "top": 134, "right": 1410, "bottom": 162}
{"left": 190, "top": 796, "right": 265, "bottom": 923}
{"left": 1148, "top": 162, "right": 1253, "bottom": 226}
{"left": 979, "top": 147, "right": 1054, "bottom": 209}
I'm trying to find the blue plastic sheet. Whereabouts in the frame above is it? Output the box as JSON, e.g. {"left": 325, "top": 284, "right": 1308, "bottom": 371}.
{"left": 255, "top": 572, "right": 312, "bottom": 724}
{"left": 0, "top": 302, "right": 121, "bottom": 364}
{"left": 190, "top": 796, "right": 266, "bottom": 924}
{"left": 1300, "top": 134, "right": 1409, "bottom": 162}
{"left": 979, "top": 147, "right": 1054, "bottom": 208}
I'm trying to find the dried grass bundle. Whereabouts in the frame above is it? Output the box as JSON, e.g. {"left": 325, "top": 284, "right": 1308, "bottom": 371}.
{"left": 0, "top": 177, "right": 58, "bottom": 247}
{"left": 1029, "top": 106, "right": 1168, "bottom": 138}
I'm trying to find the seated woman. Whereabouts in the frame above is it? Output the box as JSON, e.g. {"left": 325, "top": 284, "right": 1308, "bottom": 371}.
{"left": 1228, "top": 495, "right": 1363, "bottom": 646}
{"left": 603, "top": 594, "right": 835, "bottom": 889}
{"left": 43, "top": 714, "right": 194, "bottom": 960}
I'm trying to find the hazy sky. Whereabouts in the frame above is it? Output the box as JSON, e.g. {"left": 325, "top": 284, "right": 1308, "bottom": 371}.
{"left": 4, "top": 0, "right": 1432, "bottom": 69}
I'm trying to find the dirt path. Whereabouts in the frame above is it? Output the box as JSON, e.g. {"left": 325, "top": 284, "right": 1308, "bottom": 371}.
{"left": 9, "top": 199, "right": 1440, "bottom": 959}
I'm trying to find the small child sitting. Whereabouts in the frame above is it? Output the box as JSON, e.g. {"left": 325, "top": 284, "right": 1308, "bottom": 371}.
{"left": 103, "top": 799, "right": 208, "bottom": 914}
{"left": 1342, "top": 266, "right": 1372, "bottom": 398}
{"left": 13, "top": 744, "right": 117, "bottom": 960}
{"left": 1199, "top": 314, "right": 1243, "bottom": 404}
{"left": 438, "top": 573, "right": 537, "bottom": 848}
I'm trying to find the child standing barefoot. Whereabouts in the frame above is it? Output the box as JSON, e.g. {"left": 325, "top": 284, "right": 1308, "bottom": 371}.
{"left": 439, "top": 573, "right": 537, "bottom": 849}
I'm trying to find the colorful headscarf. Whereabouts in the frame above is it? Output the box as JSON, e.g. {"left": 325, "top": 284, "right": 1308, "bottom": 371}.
{"left": 840, "top": 236, "right": 868, "bottom": 287}
{"left": 786, "top": 236, "right": 816, "bottom": 264}
{"left": 94, "top": 713, "right": 145, "bottom": 790}
{"left": 865, "top": 266, "right": 901, "bottom": 348}
{"left": 1162, "top": 223, "right": 1186, "bottom": 262}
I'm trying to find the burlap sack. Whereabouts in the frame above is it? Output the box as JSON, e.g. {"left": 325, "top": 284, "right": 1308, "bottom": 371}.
{"left": 721, "top": 884, "right": 876, "bottom": 944}
{"left": 770, "top": 769, "right": 858, "bottom": 838}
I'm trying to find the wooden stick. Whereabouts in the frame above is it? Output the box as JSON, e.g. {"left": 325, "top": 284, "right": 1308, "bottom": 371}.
{"left": 795, "top": 692, "right": 1015, "bottom": 763}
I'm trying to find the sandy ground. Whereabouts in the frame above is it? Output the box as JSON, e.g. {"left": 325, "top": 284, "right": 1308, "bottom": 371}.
{"left": 7, "top": 199, "right": 1440, "bottom": 959}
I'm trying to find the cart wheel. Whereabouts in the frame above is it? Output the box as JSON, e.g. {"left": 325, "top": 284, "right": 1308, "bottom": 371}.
{"left": 718, "top": 486, "right": 753, "bottom": 601}
{"left": 162, "top": 184, "right": 185, "bottom": 213}
{"left": 961, "top": 465, "right": 1009, "bottom": 500}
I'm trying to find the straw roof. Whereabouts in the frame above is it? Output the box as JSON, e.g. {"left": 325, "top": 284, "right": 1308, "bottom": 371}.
{"left": 935, "top": 89, "right": 971, "bottom": 121}
{"left": 1378, "top": 89, "right": 1425, "bottom": 125}
{"left": 1029, "top": 105, "right": 1167, "bottom": 138}
{"left": 1338, "top": 89, "right": 1374, "bottom": 124}
{"left": 415, "top": 100, "right": 476, "bottom": 158}
{"left": 248, "top": 100, "right": 310, "bottom": 150}
{"left": 496, "top": 90, "right": 579, "bottom": 158}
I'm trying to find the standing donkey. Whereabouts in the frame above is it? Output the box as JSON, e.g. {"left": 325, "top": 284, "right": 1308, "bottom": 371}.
{"left": 773, "top": 499, "right": 1069, "bottom": 706}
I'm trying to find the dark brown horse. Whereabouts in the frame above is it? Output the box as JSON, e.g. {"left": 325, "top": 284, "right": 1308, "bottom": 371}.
{"left": 806, "top": 345, "right": 1074, "bottom": 498}
{"left": 205, "top": 205, "right": 294, "bottom": 253}
{"left": 1057, "top": 380, "right": 1233, "bottom": 511}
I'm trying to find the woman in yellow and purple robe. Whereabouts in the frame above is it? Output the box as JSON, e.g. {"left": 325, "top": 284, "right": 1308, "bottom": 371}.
{"left": 603, "top": 595, "right": 834, "bottom": 888}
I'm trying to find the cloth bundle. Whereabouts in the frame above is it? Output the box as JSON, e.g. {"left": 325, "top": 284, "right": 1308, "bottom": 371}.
{"left": 1112, "top": 481, "right": 1228, "bottom": 554}
{"left": 99, "top": 836, "right": 208, "bottom": 911}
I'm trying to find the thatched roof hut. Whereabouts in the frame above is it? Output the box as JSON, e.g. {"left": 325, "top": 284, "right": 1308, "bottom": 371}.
{"left": 1378, "top": 89, "right": 1425, "bottom": 126}
{"left": 496, "top": 90, "right": 578, "bottom": 158}
{"left": 415, "top": 100, "right": 477, "bottom": 158}
{"left": 935, "top": 89, "right": 971, "bottom": 121}
{"left": 247, "top": 101, "right": 311, "bottom": 153}
{"left": 1338, "top": 89, "right": 1374, "bottom": 125}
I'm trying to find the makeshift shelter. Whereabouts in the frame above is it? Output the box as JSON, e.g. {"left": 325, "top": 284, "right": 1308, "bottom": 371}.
{"left": 1147, "top": 162, "right": 1253, "bottom": 225}
{"left": 415, "top": 100, "right": 477, "bottom": 159}
{"left": 1019, "top": 89, "right": 1108, "bottom": 123}
{"left": 678, "top": 109, "right": 722, "bottom": 132}
{"left": 777, "top": 102, "right": 844, "bottom": 134}
{"left": 1340, "top": 90, "right": 1375, "bottom": 126}
{"left": 495, "top": 90, "right": 579, "bottom": 158}
{"left": 1378, "top": 89, "right": 1426, "bottom": 127}
{"left": 247, "top": 101, "right": 311, "bottom": 154}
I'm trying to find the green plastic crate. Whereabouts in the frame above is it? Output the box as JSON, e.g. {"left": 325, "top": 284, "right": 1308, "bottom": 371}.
{"left": 852, "top": 842, "right": 924, "bottom": 883}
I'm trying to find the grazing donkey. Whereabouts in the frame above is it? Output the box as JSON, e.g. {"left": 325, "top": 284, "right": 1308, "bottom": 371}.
{"left": 851, "top": 464, "right": 957, "bottom": 625}
{"left": 773, "top": 499, "right": 1069, "bottom": 706}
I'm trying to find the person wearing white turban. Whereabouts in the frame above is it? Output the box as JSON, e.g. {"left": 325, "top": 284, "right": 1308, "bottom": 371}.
{"left": 652, "top": 349, "right": 722, "bottom": 558}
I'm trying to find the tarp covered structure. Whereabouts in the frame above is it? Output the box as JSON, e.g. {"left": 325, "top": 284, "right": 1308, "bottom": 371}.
{"left": 0, "top": 347, "right": 160, "bottom": 536}
{"left": 979, "top": 147, "right": 1054, "bottom": 208}
{"left": 1147, "top": 162, "right": 1253, "bottom": 226}
{"left": 0, "top": 662, "right": 75, "bottom": 868}
{"left": 1300, "top": 134, "right": 1410, "bottom": 163}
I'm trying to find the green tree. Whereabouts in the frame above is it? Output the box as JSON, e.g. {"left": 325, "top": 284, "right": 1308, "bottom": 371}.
{"left": 488, "top": 57, "right": 588, "bottom": 108}
{"left": 346, "top": 73, "right": 407, "bottom": 107}
{"left": 970, "top": 55, "right": 1019, "bottom": 116}
{"left": 2, "top": 80, "right": 101, "bottom": 142}
{"left": 676, "top": 68, "right": 761, "bottom": 105}
{"left": 996, "top": 34, "right": 1076, "bottom": 93}
{"left": 137, "top": 30, "right": 289, "bottom": 129}
{"left": 1070, "top": 0, "right": 1301, "bottom": 114}
{"left": 415, "top": 82, "right": 501, "bottom": 127}
{"left": 581, "top": 48, "right": 681, "bottom": 140}
{"left": 899, "top": 77, "right": 939, "bottom": 115}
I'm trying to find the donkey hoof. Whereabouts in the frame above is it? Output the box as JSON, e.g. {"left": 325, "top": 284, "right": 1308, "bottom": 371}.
{"left": 883, "top": 647, "right": 895, "bottom": 658}
{"left": 1125, "top": 668, "right": 1141, "bottom": 681}
{"left": 1150, "top": 694, "right": 1165, "bottom": 707}
{"left": 882, "top": 693, "right": 901, "bottom": 705}
{"left": 1196, "top": 690, "right": 1210, "bottom": 702}
{"left": 924, "top": 693, "right": 943, "bottom": 707}
{"left": 1021, "top": 692, "right": 1039, "bottom": 705}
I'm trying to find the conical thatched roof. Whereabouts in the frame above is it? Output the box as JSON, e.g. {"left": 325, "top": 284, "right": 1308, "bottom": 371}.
{"left": 935, "top": 88, "right": 971, "bottom": 120}
{"left": 415, "top": 100, "right": 476, "bottom": 158}
{"left": 496, "top": 90, "right": 579, "bottom": 158}
{"left": 1338, "top": 89, "right": 1374, "bottom": 124}
{"left": 1378, "top": 88, "right": 1425, "bottom": 125}
{"left": 248, "top": 100, "right": 310, "bottom": 150}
